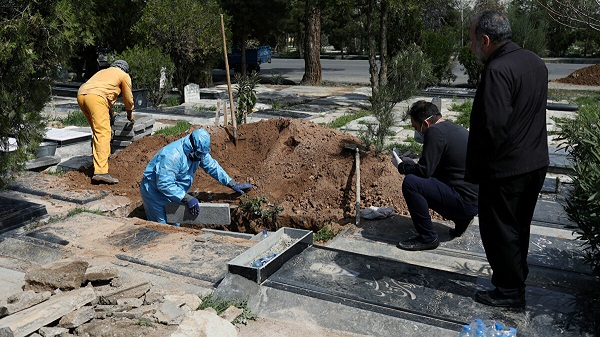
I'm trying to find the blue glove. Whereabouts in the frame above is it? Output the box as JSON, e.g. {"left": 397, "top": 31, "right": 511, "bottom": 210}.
{"left": 182, "top": 194, "right": 200, "bottom": 216}
{"left": 228, "top": 180, "right": 253, "bottom": 194}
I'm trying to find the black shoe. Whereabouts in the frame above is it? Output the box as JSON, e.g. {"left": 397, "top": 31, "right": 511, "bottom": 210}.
{"left": 475, "top": 289, "right": 525, "bottom": 308}
{"left": 92, "top": 174, "right": 119, "bottom": 184}
{"left": 449, "top": 218, "right": 473, "bottom": 238}
{"left": 397, "top": 236, "right": 439, "bottom": 251}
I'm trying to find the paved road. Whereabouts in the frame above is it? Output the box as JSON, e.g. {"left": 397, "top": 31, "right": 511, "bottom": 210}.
{"left": 258, "top": 58, "right": 594, "bottom": 85}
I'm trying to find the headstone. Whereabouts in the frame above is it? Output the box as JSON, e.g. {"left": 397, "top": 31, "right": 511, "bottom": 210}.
{"left": 0, "top": 196, "right": 47, "bottom": 234}
{"left": 165, "top": 202, "right": 231, "bottom": 225}
{"left": 184, "top": 83, "right": 201, "bottom": 103}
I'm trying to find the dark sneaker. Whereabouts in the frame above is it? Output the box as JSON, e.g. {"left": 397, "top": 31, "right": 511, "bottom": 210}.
{"left": 92, "top": 174, "right": 119, "bottom": 185}
{"left": 449, "top": 217, "right": 473, "bottom": 238}
{"left": 397, "top": 236, "right": 439, "bottom": 251}
{"left": 475, "top": 289, "right": 525, "bottom": 308}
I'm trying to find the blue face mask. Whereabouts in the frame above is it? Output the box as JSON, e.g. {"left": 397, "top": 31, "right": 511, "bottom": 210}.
{"left": 414, "top": 130, "right": 425, "bottom": 144}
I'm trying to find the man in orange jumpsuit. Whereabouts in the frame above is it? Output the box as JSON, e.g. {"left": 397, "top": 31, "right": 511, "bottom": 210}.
{"left": 77, "top": 60, "right": 135, "bottom": 184}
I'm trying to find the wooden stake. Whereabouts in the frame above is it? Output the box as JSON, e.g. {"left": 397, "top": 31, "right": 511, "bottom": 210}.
{"left": 355, "top": 148, "right": 361, "bottom": 226}
{"left": 215, "top": 99, "right": 221, "bottom": 126}
{"left": 223, "top": 101, "right": 228, "bottom": 126}
{"left": 220, "top": 14, "right": 237, "bottom": 145}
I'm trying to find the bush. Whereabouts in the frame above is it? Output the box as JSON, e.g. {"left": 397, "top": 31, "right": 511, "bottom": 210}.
{"left": 421, "top": 28, "right": 458, "bottom": 85}
{"left": 117, "top": 45, "right": 175, "bottom": 108}
{"left": 450, "top": 100, "right": 473, "bottom": 128}
{"left": 458, "top": 45, "right": 484, "bottom": 87}
{"left": 235, "top": 72, "right": 259, "bottom": 125}
{"left": 554, "top": 95, "right": 600, "bottom": 275}
{"left": 362, "top": 44, "right": 434, "bottom": 154}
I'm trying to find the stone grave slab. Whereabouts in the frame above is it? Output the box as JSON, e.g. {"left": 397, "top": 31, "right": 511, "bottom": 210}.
{"left": 533, "top": 199, "right": 576, "bottom": 227}
{"left": 24, "top": 156, "right": 61, "bottom": 171}
{"left": 0, "top": 196, "right": 47, "bottom": 234}
{"left": 346, "top": 215, "right": 589, "bottom": 274}
{"left": 44, "top": 128, "right": 91, "bottom": 147}
{"left": 7, "top": 171, "right": 107, "bottom": 204}
{"left": 541, "top": 176, "right": 558, "bottom": 194}
{"left": 57, "top": 155, "right": 93, "bottom": 172}
{"left": 548, "top": 146, "right": 574, "bottom": 174}
{"left": 184, "top": 83, "right": 201, "bottom": 103}
{"left": 265, "top": 246, "right": 593, "bottom": 336}
{"left": 115, "top": 237, "right": 250, "bottom": 285}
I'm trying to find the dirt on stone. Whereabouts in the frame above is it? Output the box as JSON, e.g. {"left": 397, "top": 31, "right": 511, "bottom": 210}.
{"left": 60, "top": 118, "right": 410, "bottom": 234}
{"left": 552, "top": 63, "right": 600, "bottom": 86}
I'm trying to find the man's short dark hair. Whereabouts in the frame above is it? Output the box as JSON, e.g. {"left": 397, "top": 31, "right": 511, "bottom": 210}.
{"left": 408, "top": 100, "right": 441, "bottom": 122}
{"left": 474, "top": 11, "right": 512, "bottom": 45}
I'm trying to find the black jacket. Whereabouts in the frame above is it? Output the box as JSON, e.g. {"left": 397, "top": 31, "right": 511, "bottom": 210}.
{"left": 465, "top": 42, "right": 549, "bottom": 183}
{"left": 398, "top": 120, "right": 479, "bottom": 205}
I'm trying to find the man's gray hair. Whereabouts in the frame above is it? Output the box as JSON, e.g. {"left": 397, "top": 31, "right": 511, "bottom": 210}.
{"left": 111, "top": 60, "right": 129, "bottom": 73}
{"left": 474, "top": 11, "right": 512, "bottom": 45}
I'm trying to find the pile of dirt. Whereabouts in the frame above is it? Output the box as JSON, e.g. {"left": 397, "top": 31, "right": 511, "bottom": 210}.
{"left": 61, "top": 118, "right": 410, "bottom": 233}
{"left": 552, "top": 63, "right": 600, "bottom": 86}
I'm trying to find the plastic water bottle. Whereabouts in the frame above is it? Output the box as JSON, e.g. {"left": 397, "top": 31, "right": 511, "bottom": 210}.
{"left": 261, "top": 229, "right": 268, "bottom": 240}
{"left": 504, "top": 327, "right": 517, "bottom": 337}
{"left": 473, "top": 328, "right": 484, "bottom": 337}
{"left": 458, "top": 325, "right": 471, "bottom": 337}
{"left": 251, "top": 253, "right": 277, "bottom": 268}
{"left": 470, "top": 318, "right": 485, "bottom": 335}
{"left": 491, "top": 323, "right": 503, "bottom": 337}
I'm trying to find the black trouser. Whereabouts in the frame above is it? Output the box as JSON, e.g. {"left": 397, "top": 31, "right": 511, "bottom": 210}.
{"left": 478, "top": 166, "right": 547, "bottom": 294}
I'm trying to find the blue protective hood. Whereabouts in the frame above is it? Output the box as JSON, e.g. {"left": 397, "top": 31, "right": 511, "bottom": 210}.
{"left": 188, "top": 128, "right": 211, "bottom": 158}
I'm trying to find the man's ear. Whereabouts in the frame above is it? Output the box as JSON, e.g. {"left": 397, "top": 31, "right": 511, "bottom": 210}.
{"left": 482, "top": 34, "right": 491, "bottom": 48}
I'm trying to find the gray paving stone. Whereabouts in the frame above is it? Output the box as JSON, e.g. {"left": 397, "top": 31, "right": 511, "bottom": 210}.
{"left": 165, "top": 202, "right": 231, "bottom": 225}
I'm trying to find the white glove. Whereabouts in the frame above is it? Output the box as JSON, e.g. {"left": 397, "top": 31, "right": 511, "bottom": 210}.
{"left": 391, "top": 149, "right": 402, "bottom": 168}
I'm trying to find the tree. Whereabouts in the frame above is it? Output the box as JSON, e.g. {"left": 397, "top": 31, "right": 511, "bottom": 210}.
{"left": 537, "top": 0, "right": 600, "bottom": 32}
{"left": 301, "top": 0, "right": 323, "bottom": 85}
{"left": 508, "top": 0, "right": 549, "bottom": 56}
{"left": 0, "top": 0, "right": 78, "bottom": 188}
{"left": 133, "top": 0, "right": 223, "bottom": 90}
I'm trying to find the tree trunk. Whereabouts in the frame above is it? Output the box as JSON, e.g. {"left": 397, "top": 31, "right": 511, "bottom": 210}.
{"left": 301, "top": 1, "right": 322, "bottom": 85}
{"left": 366, "top": 0, "right": 379, "bottom": 95}
{"left": 241, "top": 38, "right": 247, "bottom": 75}
{"left": 378, "top": 0, "right": 388, "bottom": 88}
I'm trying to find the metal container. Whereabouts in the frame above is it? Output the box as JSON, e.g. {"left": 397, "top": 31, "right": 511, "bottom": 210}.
{"left": 228, "top": 228, "right": 313, "bottom": 283}
{"left": 35, "top": 141, "right": 57, "bottom": 157}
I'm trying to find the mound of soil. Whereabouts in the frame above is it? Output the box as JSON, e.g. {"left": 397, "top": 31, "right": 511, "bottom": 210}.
{"left": 553, "top": 63, "right": 600, "bottom": 86}
{"left": 61, "top": 118, "right": 411, "bottom": 233}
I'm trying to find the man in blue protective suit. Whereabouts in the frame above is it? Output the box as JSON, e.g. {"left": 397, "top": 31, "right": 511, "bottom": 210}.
{"left": 140, "top": 128, "right": 253, "bottom": 225}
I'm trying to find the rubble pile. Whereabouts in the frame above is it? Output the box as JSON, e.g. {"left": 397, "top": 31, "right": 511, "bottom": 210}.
{"left": 0, "top": 259, "right": 241, "bottom": 337}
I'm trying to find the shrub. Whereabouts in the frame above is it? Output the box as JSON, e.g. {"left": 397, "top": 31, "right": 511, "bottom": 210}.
{"left": 457, "top": 45, "right": 484, "bottom": 87}
{"left": 554, "top": 95, "right": 600, "bottom": 275}
{"left": 362, "top": 44, "right": 434, "bottom": 154}
{"left": 153, "top": 121, "right": 191, "bottom": 136}
{"left": 117, "top": 45, "right": 175, "bottom": 108}
{"left": 450, "top": 100, "right": 473, "bottom": 128}
{"left": 234, "top": 71, "right": 259, "bottom": 125}
{"left": 421, "top": 28, "right": 458, "bottom": 85}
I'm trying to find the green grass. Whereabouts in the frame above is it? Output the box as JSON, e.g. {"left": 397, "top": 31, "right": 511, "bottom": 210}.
{"left": 199, "top": 295, "right": 256, "bottom": 325}
{"left": 327, "top": 110, "right": 371, "bottom": 129}
{"left": 164, "top": 96, "right": 180, "bottom": 107}
{"left": 548, "top": 89, "right": 599, "bottom": 102}
{"left": 314, "top": 222, "right": 340, "bottom": 242}
{"left": 450, "top": 100, "right": 473, "bottom": 128}
{"left": 48, "top": 208, "right": 105, "bottom": 224}
{"left": 153, "top": 121, "right": 191, "bottom": 136}
{"left": 60, "top": 110, "right": 89, "bottom": 127}
{"left": 386, "top": 138, "right": 423, "bottom": 156}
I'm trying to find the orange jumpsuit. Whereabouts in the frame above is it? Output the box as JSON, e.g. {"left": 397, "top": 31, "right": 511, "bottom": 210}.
{"left": 77, "top": 67, "right": 134, "bottom": 175}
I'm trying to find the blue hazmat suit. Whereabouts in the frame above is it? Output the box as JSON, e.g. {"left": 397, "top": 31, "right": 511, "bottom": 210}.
{"left": 140, "top": 128, "right": 232, "bottom": 224}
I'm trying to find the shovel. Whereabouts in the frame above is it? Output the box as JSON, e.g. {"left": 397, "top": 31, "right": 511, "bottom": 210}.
{"left": 343, "top": 144, "right": 367, "bottom": 226}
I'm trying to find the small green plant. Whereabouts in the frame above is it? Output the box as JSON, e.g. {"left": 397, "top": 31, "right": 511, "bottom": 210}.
{"left": 153, "top": 121, "right": 191, "bottom": 136}
{"left": 314, "top": 222, "right": 339, "bottom": 242}
{"left": 60, "top": 110, "right": 89, "bottom": 127}
{"left": 235, "top": 71, "right": 259, "bottom": 125}
{"left": 199, "top": 295, "right": 256, "bottom": 325}
{"left": 239, "top": 195, "right": 283, "bottom": 220}
{"left": 327, "top": 110, "right": 371, "bottom": 129}
{"left": 458, "top": 45, "right": 484, "bottom": 87}
{"left": 387, "top": 138, "right": 423, "bottom": 156}
{"left": 137, "top": 320, "right": 154, "bottom": 327}
{"left": 270, "top": 100, "right": 285, "bottom": 111}
{"left": 45, "top": 168, "right": 66, "bottom": 176}
{"left": 270, "top": 72, "right": 284, "bottom": 85}
{"left": 450, "top": 100, "right": 473, "bottom": 128}
{"left": 164, "top": 95, "right": 180, "bottom": 107}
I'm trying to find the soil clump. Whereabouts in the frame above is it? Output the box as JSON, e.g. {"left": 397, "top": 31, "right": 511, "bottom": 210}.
{"left": 60, "top": 118, "right": 410, "bottom": 234}
{"left": 553, "top": 63, "right": 600, "bottom": 86}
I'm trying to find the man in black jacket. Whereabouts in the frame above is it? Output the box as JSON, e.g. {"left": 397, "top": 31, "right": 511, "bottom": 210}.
{"left": 466, "top": 11, "right": 549, "bottom": 308}
{"left": 391, "top": 100, "right": 479, "bottom": 251}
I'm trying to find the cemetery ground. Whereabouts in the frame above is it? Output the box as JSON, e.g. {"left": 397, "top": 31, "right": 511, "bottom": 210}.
{"left": 1, "top": 65, "right": 600, "bottom": 336}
